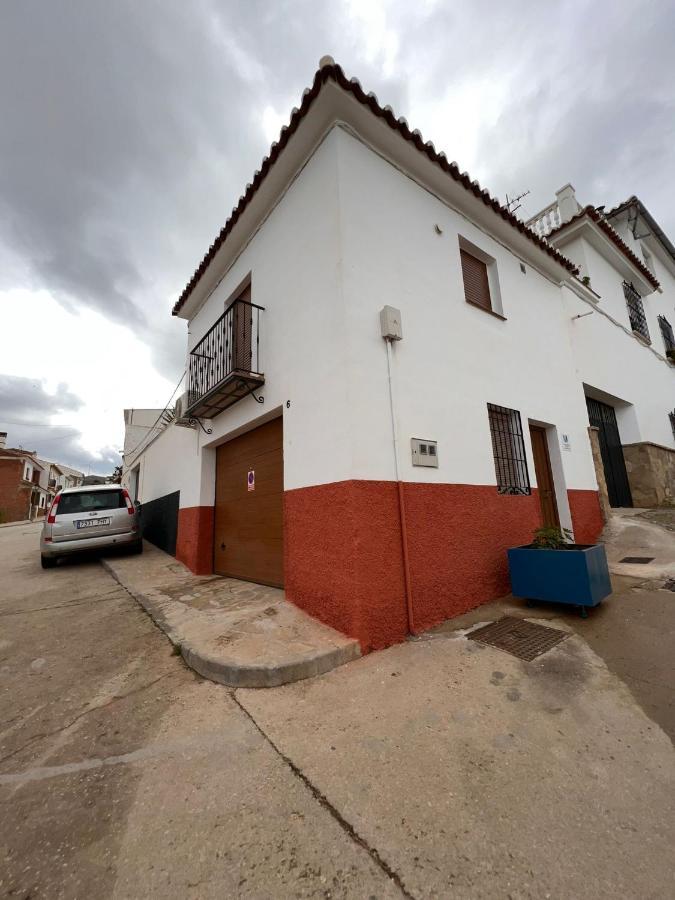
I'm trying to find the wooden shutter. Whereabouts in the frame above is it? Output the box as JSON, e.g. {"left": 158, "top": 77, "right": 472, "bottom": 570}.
{"left": 460, "top": 249, "right": 492, "bottom": 311}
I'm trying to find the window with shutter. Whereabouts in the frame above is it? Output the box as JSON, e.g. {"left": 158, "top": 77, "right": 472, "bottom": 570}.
{"left": 460, "top": 248, "right": 492, "bottom": 311}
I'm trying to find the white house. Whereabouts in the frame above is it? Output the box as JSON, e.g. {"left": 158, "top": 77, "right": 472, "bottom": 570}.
{"left": 123, "top": 58, "right": 674, "bottom": 651}
{"left": 527, "top": 187, "right": 675, "bottom": 508}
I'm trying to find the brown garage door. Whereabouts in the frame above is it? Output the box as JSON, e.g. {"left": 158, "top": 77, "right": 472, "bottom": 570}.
{"left": 214, "top": 417, "right": 284, "bottom": 587}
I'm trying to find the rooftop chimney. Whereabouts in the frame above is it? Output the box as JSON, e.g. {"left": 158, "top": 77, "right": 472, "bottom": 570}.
{"left": 555, "top": 183, "right": 581, "bottom": 224}
{"left": 0, "top": 432, "right": 6, "bottom": 449}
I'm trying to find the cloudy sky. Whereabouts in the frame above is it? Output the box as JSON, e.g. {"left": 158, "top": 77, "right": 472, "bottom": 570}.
{"left": 1, "top": 0, "right": 674, "bottom": 473}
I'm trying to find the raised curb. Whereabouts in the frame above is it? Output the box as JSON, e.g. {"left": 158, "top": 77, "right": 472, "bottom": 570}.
{"left": 101, "top": 557, "right": 361, "bottom": 689}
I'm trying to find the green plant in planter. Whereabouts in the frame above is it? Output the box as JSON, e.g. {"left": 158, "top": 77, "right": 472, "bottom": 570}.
{"left": 531, "top": 525, "right": 574, "bottom": 549}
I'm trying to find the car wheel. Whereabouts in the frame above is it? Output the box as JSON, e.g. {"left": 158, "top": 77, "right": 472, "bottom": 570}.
{"left": 130, "top": 540, "right": 143, "bottom": 555}
{"left": 41, "top": 554, "right": 57, "bottom": 569}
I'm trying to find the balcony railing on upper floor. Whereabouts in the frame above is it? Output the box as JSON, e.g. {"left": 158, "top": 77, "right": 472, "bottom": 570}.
{"left": 186, "top": 298, "right": 265, "bottom": 419}
{"left": 525, "top": 201, "right": 562, "bottom": 238}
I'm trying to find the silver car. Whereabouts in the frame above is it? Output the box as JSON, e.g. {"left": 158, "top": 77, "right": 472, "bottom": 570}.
{"left": 40, "top": 484, "right": 142, "bottom": 568}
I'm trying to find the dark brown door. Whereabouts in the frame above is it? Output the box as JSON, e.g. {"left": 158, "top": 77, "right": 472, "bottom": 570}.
{"left": 232, "top": 284, "right": 252, "bottom": 373}
{"left": 214, "top": 417, "right": 283, "bottom": 587}
{"left": 529, "top": 425, "right": 560, "bottom": 528}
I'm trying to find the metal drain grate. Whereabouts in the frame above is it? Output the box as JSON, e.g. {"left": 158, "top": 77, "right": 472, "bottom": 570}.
{"left": 620, "top": 556, "right": 654, "bottom": 564}
{"left": 468, "top": 616, "right": 568, "bottom": 662}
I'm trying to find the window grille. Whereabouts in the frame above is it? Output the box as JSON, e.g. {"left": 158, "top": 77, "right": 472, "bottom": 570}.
{"left": 487, "top": 403, "right": 531, "bottom": 495}
{"left": 658, "top": 315, "right": 675, "bottom": 353}
{"left": 670, "top": 411, "right": 675, "bottom": 441}
{"left": 623, "top": 281, "right": 650, "bottom": 342}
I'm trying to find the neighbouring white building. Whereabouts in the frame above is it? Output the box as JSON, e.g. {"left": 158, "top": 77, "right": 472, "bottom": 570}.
{"left": 123, "top": 58, "right": 674, "bottom": 651}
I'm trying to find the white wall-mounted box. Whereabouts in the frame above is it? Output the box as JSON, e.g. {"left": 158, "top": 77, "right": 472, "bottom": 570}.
{"left": 411, "top": 438, "right": 438, "bottom": 467}
{"left": 380, "top": 305, "right": 403, "bottom": 341}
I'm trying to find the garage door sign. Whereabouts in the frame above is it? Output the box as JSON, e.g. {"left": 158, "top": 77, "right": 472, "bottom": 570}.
{"left": 247, "top": 470, "right": 255, "bottom": 492}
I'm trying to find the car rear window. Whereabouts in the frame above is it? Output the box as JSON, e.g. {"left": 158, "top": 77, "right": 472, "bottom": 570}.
{"left": 57, "top": 490, "right": 126, "bottom": 515}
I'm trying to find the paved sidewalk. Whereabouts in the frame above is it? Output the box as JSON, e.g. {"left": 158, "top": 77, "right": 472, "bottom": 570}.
{"left": 102, "top": 543, "right": 359, "bottom": 688}
{"left": 604, "top": 507, "right": 675, "bottom": 579}
{"left": 238, "top": 619, "right": 675, "bottom": 899}
{"left": 426, "top": 510, "right": 675, "bottom": 741}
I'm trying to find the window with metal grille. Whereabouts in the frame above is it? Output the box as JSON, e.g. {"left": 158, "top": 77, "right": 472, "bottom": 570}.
{"left": 487, "top": 403, "right": 531, "bottom": 495}
{"left": 461, "top": 249, "right": 492, "bottom": 311}
{"left": 658, "top": 315, "right": 675, "bottom": 353}
{"left": 623, "top": 281, "right": 650, "bottom": 342}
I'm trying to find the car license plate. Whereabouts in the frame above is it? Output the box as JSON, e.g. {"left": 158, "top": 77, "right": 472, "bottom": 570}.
{"left": 76, "top": 518, "right": 111, "bottom": 529}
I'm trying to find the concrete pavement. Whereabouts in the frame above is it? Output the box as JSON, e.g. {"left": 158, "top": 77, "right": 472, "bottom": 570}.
{"left": 0, "top": 524, "right": 395, "bottom": 899}
{"left": 429, "top": 510, "right": 675, "bottom": 741}
{"left": 238, "top": 628, "right": 674, "bottom": 899}
{"left": 102, "top": 541, "right": 360, "bottom": 687}
{"left": 1, "top": 521, "right": 674, "bottom": 899}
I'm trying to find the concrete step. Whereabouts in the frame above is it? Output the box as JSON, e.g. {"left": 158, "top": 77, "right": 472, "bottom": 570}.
{"left": 101, "top": 542, "right": 360, "bottom": 688}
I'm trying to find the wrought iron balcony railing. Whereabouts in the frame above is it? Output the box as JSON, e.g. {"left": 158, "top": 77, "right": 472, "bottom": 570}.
{"left": 186, "top": 298, "right": 264, "bottom": 419}
{"left": 623, "top": 281, "right": 650, "bottom": 343}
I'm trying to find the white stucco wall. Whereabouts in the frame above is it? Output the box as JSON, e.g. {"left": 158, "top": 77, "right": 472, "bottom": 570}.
{"left": 562, "top": 284, "right": 675, "bottom": 447}
{"left": 334, "top": 127, "right": 598, "bottom": 503}
{"left": 571, "top": 238, "right": 665, "bottom": 343}
{"left": 128, "top": 124, "right": 673, "bottom": 521}
{"left": 122, "top": 420, "right": 204, "bottom": 506}
{"left": 125, "top": 129, "right": 352, "bottom": 505}
{"left": 552, "top": 231, "right": 674, "bottom": 449}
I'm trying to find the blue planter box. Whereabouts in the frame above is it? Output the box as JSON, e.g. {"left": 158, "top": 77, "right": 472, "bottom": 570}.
{"left": 507, "top": 543, "right": 611, "bottom": 610}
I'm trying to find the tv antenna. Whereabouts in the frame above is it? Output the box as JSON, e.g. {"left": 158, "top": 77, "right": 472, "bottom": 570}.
{"left": 505, "top": 189, "right": 530, "bottom": 215}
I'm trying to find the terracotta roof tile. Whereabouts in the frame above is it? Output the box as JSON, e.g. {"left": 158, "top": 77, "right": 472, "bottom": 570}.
{"left": 546, "top": 205, "right": 660, "bottom": 290}
{"left": 173, "top": 61, "right": 577, "bottom": 316}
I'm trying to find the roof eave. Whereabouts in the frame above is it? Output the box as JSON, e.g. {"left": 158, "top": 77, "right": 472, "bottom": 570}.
{"left": 607, "top": 197, "right": 675, "bottom": 276}
{"left": 546, "top": 209, "right": 659, "bottom": 293}
{"left": 173, "top": 61, "right": 577, "bottom": 319}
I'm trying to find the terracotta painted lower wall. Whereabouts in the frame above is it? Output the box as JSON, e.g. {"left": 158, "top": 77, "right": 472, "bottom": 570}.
{"left": 567, "top": 489, "right": 604, "bottom": 545}
{"left": 284, "top": 480, "right": 409, "bottom": 651}
{"left": 175, "top": 483, "right": 603, "bottom": 650}
{"left": 176, "top": 506, "right": 214, "bottom": 575}
{"left": 287, "top": 480, "right": 536, "bottom": 650}
{"left": 285, "top": 479, "right": 604, "bottom": 650}
{"left": 401, "top": 483, "right": 542, "bottom": 634}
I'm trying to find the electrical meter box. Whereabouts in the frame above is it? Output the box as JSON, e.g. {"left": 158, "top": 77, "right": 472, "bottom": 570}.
{"left": 411, "top": 438, "right": 438, "bottom": 467}
{"left": 380, "top": 305, "right": 403, "bottom": 341}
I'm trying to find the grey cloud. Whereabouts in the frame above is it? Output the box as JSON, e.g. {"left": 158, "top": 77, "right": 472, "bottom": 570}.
{"left": 0, "top": 1, "right": 410, "bottom": 378}
{"left": 0, "top": 0, "right": 673, "bottom": 394}
{"left": 0, "top": 374, "right": 117, "bottom": 474}
{"left": 0, "top": 375, "right": 82, "bottom": 421}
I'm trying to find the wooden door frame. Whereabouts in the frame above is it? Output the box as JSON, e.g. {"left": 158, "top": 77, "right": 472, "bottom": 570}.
{"left": 529, "top": 424, "right": 560, "bottom": 529}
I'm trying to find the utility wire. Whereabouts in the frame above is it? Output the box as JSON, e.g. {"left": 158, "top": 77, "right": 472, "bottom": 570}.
{"left": 123, "top": 370, "right": 186, "bottom": 462}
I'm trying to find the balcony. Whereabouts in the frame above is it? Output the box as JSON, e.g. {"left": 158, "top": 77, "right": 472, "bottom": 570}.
{"left": 526, "top": 200, "right": 562, "bottom": 238}
{"left": 186, "top": 298, "right": 265, "bottom": 419}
